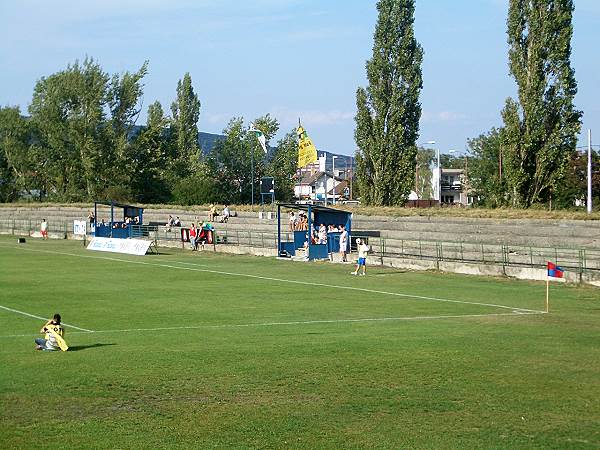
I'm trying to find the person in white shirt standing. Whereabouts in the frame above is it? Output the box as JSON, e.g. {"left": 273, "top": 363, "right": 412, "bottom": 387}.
{"left": 339, "top": 225, "right": 348, "bottom": 262}
{"left": 352, "top": 238, "right": 370, "bottom": 276}
{"left": 40, "top": 219, "right": 48, "bottom": 240}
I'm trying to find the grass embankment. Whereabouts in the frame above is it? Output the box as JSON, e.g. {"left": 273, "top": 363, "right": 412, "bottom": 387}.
{"left": 1, "top": 201, "right": 599, "bottom": 221}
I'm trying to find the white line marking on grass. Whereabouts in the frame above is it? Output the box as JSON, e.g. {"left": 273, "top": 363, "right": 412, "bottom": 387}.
{"left": 0, "top": 311, "right": 546, "bottom": 339}
{"left": 2, "top": 244, "right": 544, "bottom": 314}
{"left": 170, "top": 261, "right": 211, "bottom": 268}
{"left": 0, "top": 305, "right": 93, "bottom": 332}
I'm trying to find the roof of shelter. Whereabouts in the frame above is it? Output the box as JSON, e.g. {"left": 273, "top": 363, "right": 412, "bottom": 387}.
{"left": 94, "top": 200, "right": 143, "bottom": 210}
{"left": 278, "top": 203, "right": 350, "bottom": 215}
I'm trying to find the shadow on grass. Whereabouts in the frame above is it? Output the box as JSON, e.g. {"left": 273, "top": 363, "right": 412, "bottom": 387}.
{"left": 68, "top": 343, "right": 116, "bottom": 352}
{"left": 373, "top": 270, "right": 409, "bottom": 276}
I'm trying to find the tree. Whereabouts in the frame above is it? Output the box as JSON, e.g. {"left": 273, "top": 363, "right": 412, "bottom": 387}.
{"left": 207, "top": 115, "right": 279, "bottom": 204}
{"left": 552, "top": 149, "right": 600, "bottom": 209}
{"left": 466, "top": 128, "right": 508, "bottom": 207}
{"left": 107, "top": 61, "right": 148, "bottom": 163}
{"left": 354, "top": 0, "right": 423, "bottom": 206}
{"left": 0, "top": 107, "right": 31, "bottom": 201}
{"left": 128, "top": 101, "right": 172, "bottom": 203}
{"left": 415, "top": 147, "right": 434, "bottom": 199}
{"left": 266, "top": 130, "right": 298, "bottom": 202}
{"left": 170, "top": 73, "right": 201, "bottom": 179}
{"left": 501, "top": 0, "right": 582, "bottom": 207}
{"left": 29, "top": 58, "right": 110, "bottom": 201}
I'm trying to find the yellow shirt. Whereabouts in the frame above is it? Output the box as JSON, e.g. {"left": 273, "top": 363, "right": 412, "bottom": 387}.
{"left": 43, "top": 324, "right": 68, "bottom": 351}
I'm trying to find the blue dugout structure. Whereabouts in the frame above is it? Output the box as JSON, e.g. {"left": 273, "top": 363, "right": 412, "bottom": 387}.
{"left": 277, "top": 203, "right": 352, "bottom": 261}
{"left": 93, "top": 200, "right": 144, "bottom": 239}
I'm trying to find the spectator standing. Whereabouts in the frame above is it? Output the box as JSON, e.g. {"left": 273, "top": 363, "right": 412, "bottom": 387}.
{"left": 352, "top": 238, "right": 370, "bottom": 276}
{"left": 339, "top": 225, "right": 348, "bottom": 262}
{"left": 40, "top": 219, "right": 48, "bottom": 240}
{"left": 318, "top": 224, "right": 327, "bottom": 244}
{"left": 189, "top": 223, "right": 198, "bottom": 250}
{"left": 87, "top": 210, "right": 95, "bottom": 226}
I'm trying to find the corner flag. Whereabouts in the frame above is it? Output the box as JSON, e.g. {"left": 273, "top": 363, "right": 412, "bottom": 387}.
{"left": 545, "top": 261, "right": 565, "bottom": 313}
{"left": 547, "top": 261, "right": 564, "bottom": 279}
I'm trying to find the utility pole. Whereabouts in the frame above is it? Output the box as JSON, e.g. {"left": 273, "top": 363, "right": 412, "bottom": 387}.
{"left": 588, "top": 129, "right": 593, "bottom": 214}
{"left": 251, "top": 146, "right": 254, "bottom": 211}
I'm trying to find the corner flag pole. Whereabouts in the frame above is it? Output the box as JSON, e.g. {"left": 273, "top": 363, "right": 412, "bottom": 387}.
{"left": 545, "top": 275, "right": 549, "bottom": 313}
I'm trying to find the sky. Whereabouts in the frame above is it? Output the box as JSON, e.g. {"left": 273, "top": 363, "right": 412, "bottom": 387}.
{"left": 0, "top": 0, "right": 598, "bottom": 156}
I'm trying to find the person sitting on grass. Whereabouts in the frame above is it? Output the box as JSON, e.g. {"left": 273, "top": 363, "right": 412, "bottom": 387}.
{"left": 35, "top": 314, "right": 68, "bottom": 352}
{"left": 352, "top": 238, "right": 370, "bottom": 276}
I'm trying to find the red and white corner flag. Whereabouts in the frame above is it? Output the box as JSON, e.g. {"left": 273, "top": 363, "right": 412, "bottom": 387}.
{"left": 545, "top": 261, "right": 565, "bottom": 312}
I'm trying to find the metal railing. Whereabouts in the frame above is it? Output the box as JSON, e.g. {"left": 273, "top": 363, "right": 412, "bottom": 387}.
{"left": 351, "top": 234, "right": 600, "bottom": 278}
{"left": 1, "top": 218, "right": 598, "bottom": 277}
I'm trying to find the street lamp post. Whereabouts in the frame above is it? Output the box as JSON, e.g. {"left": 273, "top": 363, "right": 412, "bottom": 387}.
{"left": 588, "top": 129, "right": 593, "bottom": 214}
{"left": 436, "top": 148, "right": 441, "bottom": 203}
{"left": 332, "top": 156, "right": 338, "bottom": 205}
{"left": 350, "top": 155, "right": 354, "bottom": 200}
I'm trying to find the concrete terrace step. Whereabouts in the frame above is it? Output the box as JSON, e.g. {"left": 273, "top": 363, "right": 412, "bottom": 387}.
{"left": 352, "top": 213, "right": 600, "bottom": 228}
{"left": 354, "top": 220, "right": 600, "bottom": 240}
{"left": 371, "top": 232, "right": 599, "bottom": 249}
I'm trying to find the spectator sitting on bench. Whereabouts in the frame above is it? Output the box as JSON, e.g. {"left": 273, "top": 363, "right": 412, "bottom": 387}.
{"left": 220, "top": 205, "right": 230, "bottom": 223}
{"left": 209, "top": 204, "right": 219, "bottom": 221}
{"left": 174, "top": 216, "right": 181, "bottom": 226}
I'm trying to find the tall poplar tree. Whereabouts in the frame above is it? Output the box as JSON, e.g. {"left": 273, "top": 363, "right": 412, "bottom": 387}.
{"left": 170, "top": 73, "right": 201, "bottom": 179}
{"left": 354, "top": 0, "right": 423, "bottom": 206}
{"left": 502, "top": 0, "right": 582, "bottom": 207}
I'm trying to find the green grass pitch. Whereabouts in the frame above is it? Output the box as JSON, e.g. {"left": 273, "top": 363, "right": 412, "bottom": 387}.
{"left": 0, "top": 235, "right": 599, "bottom": 449}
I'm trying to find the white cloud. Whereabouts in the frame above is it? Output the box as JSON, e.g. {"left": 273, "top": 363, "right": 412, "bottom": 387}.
{"left": 421, "top": 110, "right": 467, "bottom": 123}
{"left": 438, "top": 111, "right": 467, "bottom": 122}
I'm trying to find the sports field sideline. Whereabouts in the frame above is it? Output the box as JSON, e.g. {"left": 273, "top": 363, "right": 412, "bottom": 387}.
{"left": 0, "top": 235, "right": 598, "bottom": 449}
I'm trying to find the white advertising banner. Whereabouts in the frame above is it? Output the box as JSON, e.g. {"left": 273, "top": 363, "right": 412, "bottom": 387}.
{"left": 73, "top": 220, "right": 87, "bottom": 236}
{"left": 87, "top": 237, "right": 151, "bottom": 256}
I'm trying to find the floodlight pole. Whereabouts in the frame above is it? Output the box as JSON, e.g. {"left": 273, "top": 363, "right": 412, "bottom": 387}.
{"left": 588, "top": 129, "right": 592, "bottom": 214}
{"left": 277, "top": 203, "right": 281, "bottom": 255}
{"left": 332, "top": 156, "right": 338, "bottom": 205}
{"left": 437, "top": 148, "right": 441, "bottom": 203}
{"left": 251, "top": 146, "right": 255, "bottom": 211}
